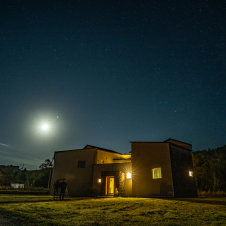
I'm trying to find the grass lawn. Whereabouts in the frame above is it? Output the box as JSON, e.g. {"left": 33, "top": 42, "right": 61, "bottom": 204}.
{"left": 0, "top": 195, "right": 226, "bottom": 225}
{"left": 0, "top": 194, "right": 53, "bottom": 203}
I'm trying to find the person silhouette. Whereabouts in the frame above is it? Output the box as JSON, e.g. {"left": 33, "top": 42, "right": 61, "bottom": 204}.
{"left": 59, "top": 179, "right": 67, "bottom": 201}
{"left": 53, "top": 179, "right": 60, "bottom": 200}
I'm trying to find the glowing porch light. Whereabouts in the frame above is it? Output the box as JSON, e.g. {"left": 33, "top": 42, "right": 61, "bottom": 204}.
{"left": 98, "top": 179, "right": 101, "bottom": 183}
{"left": 127, "top": 172, "right": 131, "bottom": 179}
{"left": 189, "top": 171, "right": 193, "bottom": 177}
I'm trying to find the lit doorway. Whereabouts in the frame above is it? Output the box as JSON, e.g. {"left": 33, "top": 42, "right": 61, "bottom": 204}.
{"left": 106, "top": 176, "right": 114, "bottom": 195}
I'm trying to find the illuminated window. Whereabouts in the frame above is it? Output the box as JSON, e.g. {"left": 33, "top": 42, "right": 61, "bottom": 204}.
{"left": 127, "top": 172, "right": 131, "bottom": 179}
{"left": 77, "top": 160, "right": 86, "bottom": 168}
{"left": 152, "top": 168, "right": 162, "bottom": 179}
{"left": 189, "top": 171, "right": 193, "bottom": 177}
{"left": 98, "top": 179, "right": 101, "bottom": 183}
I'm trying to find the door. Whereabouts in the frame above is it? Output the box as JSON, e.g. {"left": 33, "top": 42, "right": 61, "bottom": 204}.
{"left": 106, "top": 176, "right": 114, "bottom": 195}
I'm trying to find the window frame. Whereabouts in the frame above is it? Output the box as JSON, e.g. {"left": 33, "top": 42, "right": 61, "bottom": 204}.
{"left": 152, "top": 167, "right": 162, "bottom": 179}
{"left": 77, "top": 160, "right": 86, "bottom": 168}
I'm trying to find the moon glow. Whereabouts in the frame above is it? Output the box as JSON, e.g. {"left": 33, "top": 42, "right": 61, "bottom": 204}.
{"left": 40, "top": 123, "right": 50, "bottom": 132}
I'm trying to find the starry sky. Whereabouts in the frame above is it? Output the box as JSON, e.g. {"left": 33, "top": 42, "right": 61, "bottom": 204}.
{"left": 1, "top": 0, "right": 226, "bottom": 169}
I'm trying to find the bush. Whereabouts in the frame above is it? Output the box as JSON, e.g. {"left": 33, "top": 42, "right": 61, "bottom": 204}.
{"left": 87, "top": 186, "right": 99, "bottom": 197}
{"left": 198, "top": 190, "right": 226, "bottom": 197}
{"left": 115, "top": 188, "right": 119, "bottom": 196}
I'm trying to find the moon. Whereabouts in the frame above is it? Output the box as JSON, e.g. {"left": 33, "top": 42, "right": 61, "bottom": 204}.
{"left": 41, "top": 123, "right": 50, "bottom": 132}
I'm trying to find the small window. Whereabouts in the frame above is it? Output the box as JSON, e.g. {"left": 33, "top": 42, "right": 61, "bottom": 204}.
{"left": 77, "top": 160, "right": 86, "bottom": 168}
{"left": 189, "top": 171, "right": 193, "bottom": 177}
{"left": 152, "top": 168, "right": 162, "bottom": 179}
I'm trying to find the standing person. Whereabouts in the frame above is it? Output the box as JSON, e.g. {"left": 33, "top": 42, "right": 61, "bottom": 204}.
{"left": 59, "top": 179, "right": 67, "bottom": 201}
{"left": 53, "top": 180, "right": 60, "bottom": 200}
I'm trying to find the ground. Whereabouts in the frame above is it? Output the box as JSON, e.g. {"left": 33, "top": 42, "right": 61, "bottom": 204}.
{"left": 0, "top": 214, "right": 34, "bottom": 226}
{"left": 0, "top": 195, "right": 226, "bottom": 225}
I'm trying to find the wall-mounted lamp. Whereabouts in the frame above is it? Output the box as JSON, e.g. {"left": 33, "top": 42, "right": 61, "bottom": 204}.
{"left": 98, "top": 179, "right": 101, "bottom": 183}
{"left": 127, "top": 172, "right": 131, "bottom": 179}
{"left": 189, "top": 171, "right": 193, "bottom": 177}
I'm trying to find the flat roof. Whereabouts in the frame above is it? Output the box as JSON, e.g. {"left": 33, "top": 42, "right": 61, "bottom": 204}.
{"left": 84, "top": 144, "right": 121, "bottom": 154}
{"left": 55, "top": 148, "right": 89, "bottom": 154}
{"left": 130, "top": 142, "right": 167, "bottom": 143}
{"left": 129, "top": 141, "right": 192, "bottom": 152}
{"left": 164, "top": 138, "right": 192, "bottom": 146}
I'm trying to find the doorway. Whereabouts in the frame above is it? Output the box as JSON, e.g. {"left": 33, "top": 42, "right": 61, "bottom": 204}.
{"left": 106, "top": 176, "right": 114, "bottom": 195}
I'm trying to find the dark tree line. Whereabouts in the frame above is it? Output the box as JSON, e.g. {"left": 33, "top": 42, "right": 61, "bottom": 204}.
{"left": 193, "top": 145, "right": 226, "bottom": 191}
{"left": 0, "top": 159, "right": 53, "bottom": 188}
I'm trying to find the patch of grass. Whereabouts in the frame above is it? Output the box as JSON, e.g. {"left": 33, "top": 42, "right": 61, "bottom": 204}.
{"left": 0, "top": 194, "right": 88, "bottom": 203}
{"left": 0, "top": 196, "right": 226, "bottom": 225}
{"left": 0, "top": 194, "right": 52, "bottom": 203}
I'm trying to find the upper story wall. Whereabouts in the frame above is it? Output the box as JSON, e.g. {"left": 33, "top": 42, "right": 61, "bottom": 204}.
{"left": 165, "top": 139, "right": 192, "bottom": 150}
{"left": 95, "top": 149, "right": 130, "bottom": 164}
{"left": 51, "top": 148, "right": 96, "bottom": 196}
{"left": 169, "top": 144, "right": 198, "bottom": 197}
{"left": 131, "top": 142, "right": 173, "bottom": 197}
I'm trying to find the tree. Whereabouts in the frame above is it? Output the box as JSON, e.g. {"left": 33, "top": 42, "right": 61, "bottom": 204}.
{"left": 39, "top": 159, "right": 53, "bottom": 169}
{"left": 193, "top": 145, "right": 226, "bottom": 191}
{"left": 2, "top": 167, "right": 15, "bottom": 186}
{"left": 0, "top": 169, "right": 4, "bottom": 186}
{"left": 37, "top": 159, "right": 53, "bottom": 188}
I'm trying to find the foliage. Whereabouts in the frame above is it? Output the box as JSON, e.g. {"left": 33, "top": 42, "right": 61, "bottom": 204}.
{"left": 2, "top": 167, "right": 15, "bottom": 186}
{"left": 193, "top": 145, "right": 226, "bottom": 191}
{"left": 39, "top": 159, "right": 53, "bottom": 170}
{"left": 0, "top": 169, "right": 4, "bottom": 186}
{"left": 198, "top": 190, "right": 226, "bottom": 197}
{"left": 0, "top": 159, "right": 53, "bottom": 188}
{"left": 115, "top": 187, "right": 119, "bottom": 196}
{"left": 1, "top": 196, "right": 226, "bottom": 225}
{"left": 34, "top": 169, "right": 51, "bottom": 188}
{"left": 87, "top": 186, "right": 99, "bottom": 197}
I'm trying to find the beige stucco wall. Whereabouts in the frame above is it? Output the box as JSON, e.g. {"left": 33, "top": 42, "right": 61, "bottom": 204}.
{"left": 51, "top": 148, "right": 96, "bottom": 196}
{"left": 95, "top": 149, "right": 122, "bottom": 164}
{"left": 131, "top": 143, "right": 173, "bottom": 197}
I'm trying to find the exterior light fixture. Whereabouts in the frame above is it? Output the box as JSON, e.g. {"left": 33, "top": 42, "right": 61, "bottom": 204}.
{"left": 98, "top": 179, "right": 101, "bottom": 183}
{"left": 127, "top": 173, "right": 131, "bottom": 179}
{"left": 189, "top": 171, "right": 193, "bottom": 177}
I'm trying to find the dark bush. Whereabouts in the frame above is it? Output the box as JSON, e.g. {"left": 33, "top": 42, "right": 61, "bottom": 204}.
{"left": 87, "top": 186, "right": 99, "bottom": 197}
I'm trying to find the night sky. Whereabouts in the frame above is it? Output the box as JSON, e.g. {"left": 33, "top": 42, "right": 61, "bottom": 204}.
{"left": 1, "top": 1, "right": 226, "bottom": 169}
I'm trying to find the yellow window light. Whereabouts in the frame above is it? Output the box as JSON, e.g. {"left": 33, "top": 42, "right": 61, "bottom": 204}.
{"left": 152, "top": 168, "right": 162, "bottom": 179}
{"left": 127, "top": 172, "right": 131, "bottom": 179}
{"left": 98, "top": 179, "right": 101, "bottom": 183}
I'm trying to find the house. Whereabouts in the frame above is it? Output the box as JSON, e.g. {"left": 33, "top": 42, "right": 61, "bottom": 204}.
{"left": 50, "top": 139, "right": 198, "bottom": 197}
{"left": 11, "top": 183, "right": 24, "bottom": 189}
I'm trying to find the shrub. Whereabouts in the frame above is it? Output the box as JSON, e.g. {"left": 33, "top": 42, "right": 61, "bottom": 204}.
{"left": 87, "top": 186, "right": 99, "bottom": 197}
{"left": 198, "top": 190, "right": 226, "bottom": 197}
{"left": 115, "top": 188, "right": 119, "bottom": 196}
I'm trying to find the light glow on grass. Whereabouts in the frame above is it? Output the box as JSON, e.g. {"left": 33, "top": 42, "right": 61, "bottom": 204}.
{"left": 1, "top": 196, "right": 226, "bottom": 226}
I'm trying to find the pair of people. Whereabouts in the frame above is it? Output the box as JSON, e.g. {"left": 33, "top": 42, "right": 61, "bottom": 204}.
{"left": 53, "top": 179, "right": 67, "bottom": 200}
